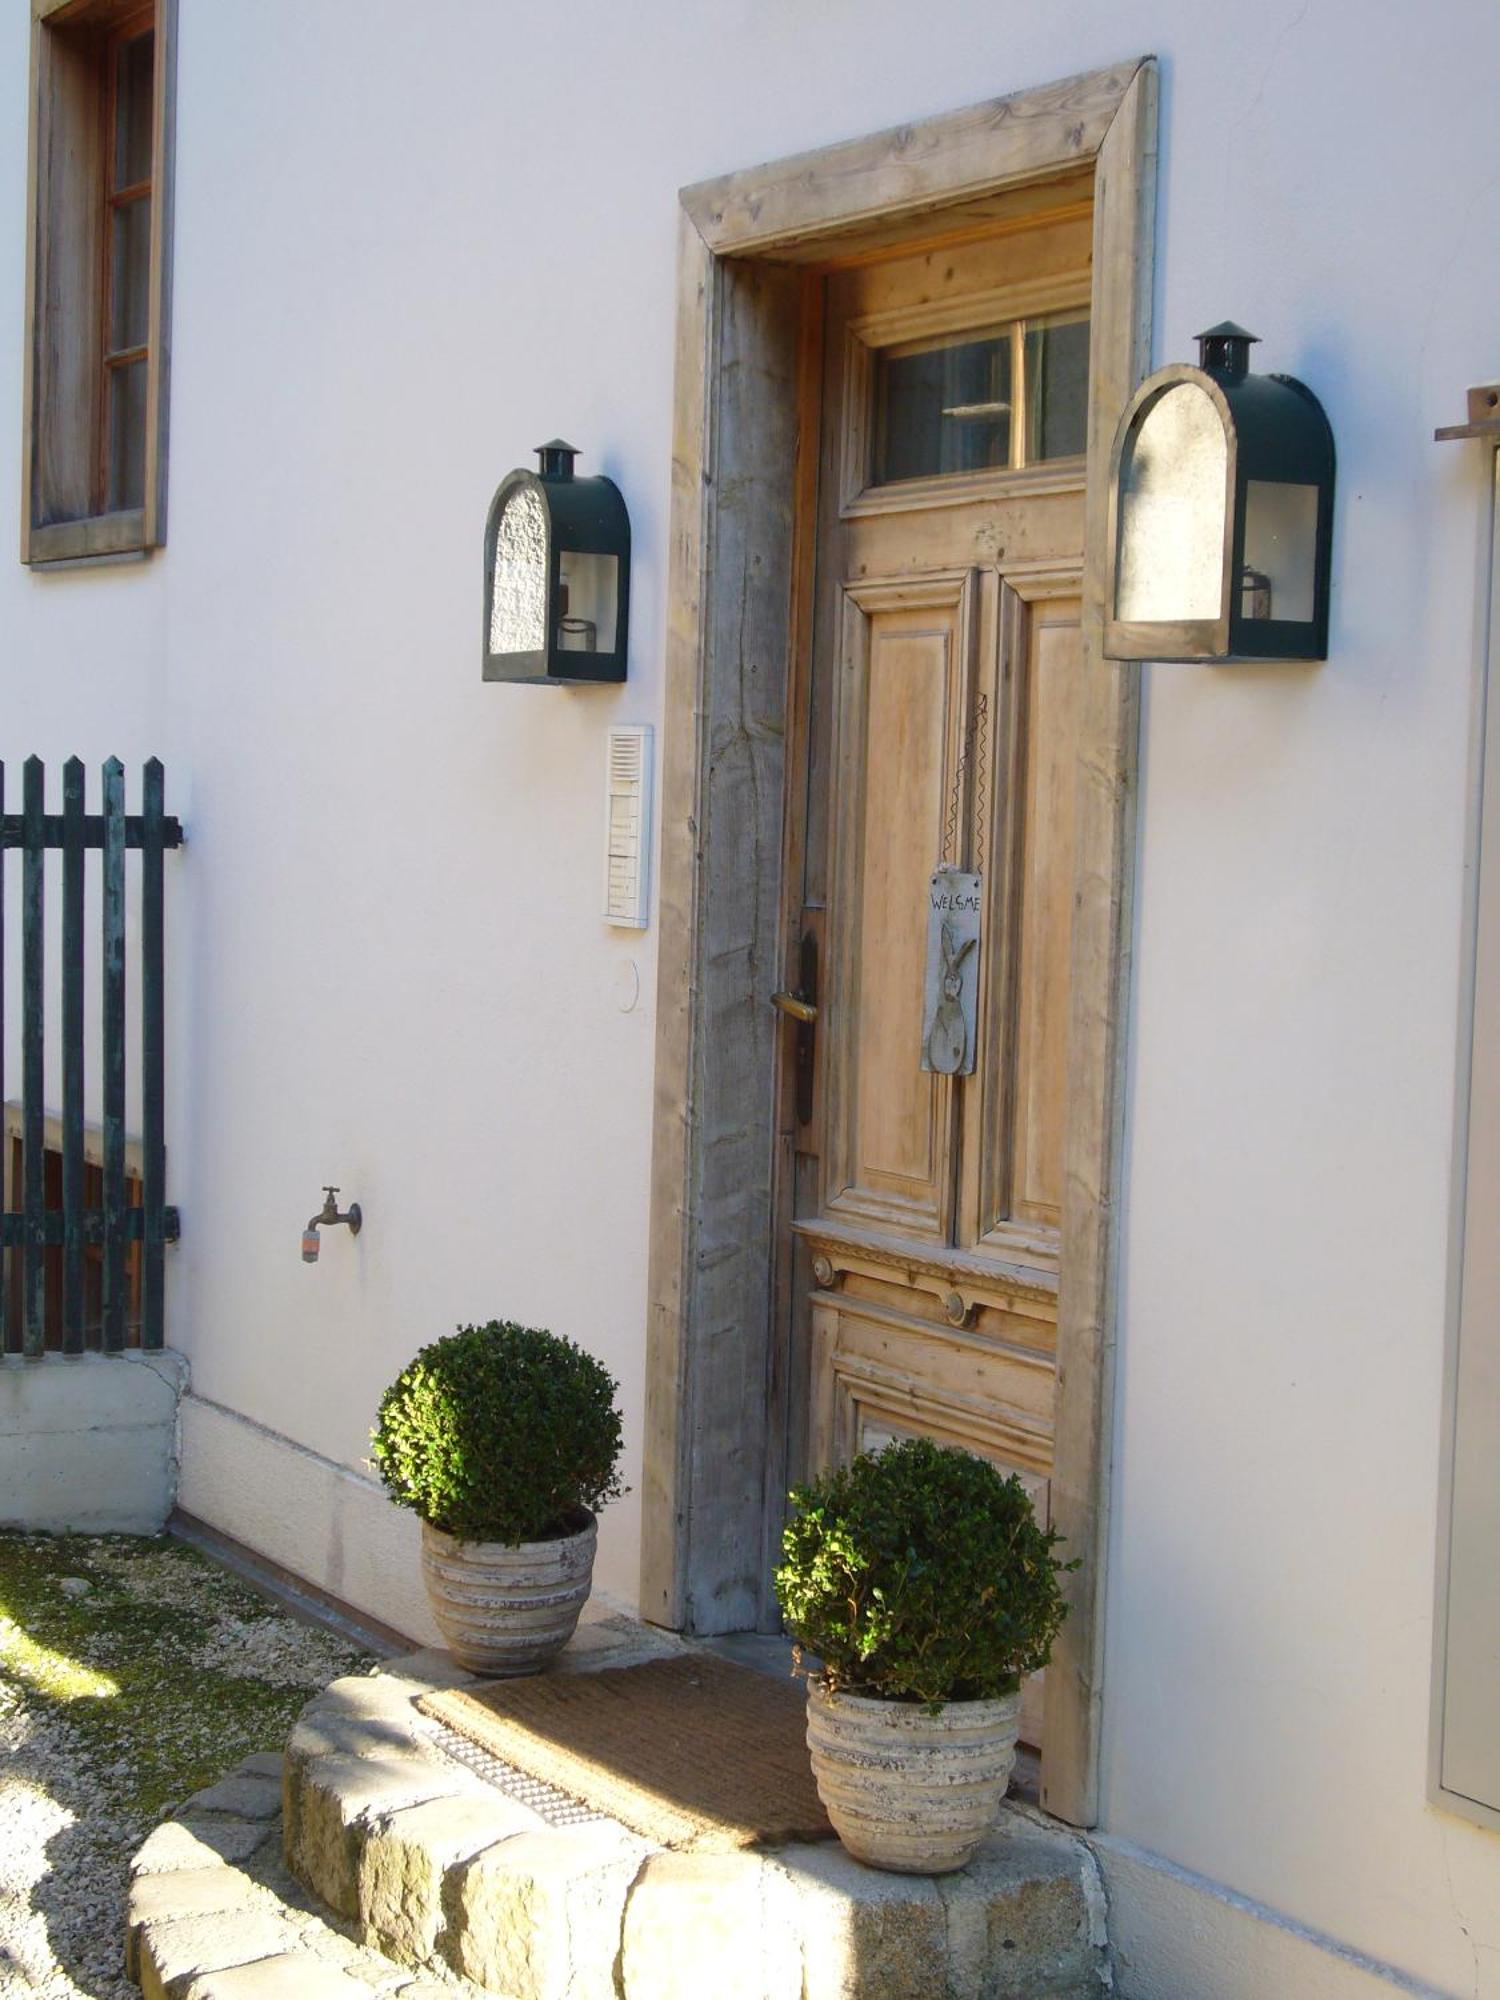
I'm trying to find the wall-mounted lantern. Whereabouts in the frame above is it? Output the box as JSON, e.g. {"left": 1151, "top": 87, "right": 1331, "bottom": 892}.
{"left": 483, "top": 441, "right": 630, "bottom": 685}
{"left": 1104, "top": 325, "right": 1335, "bottom": 663}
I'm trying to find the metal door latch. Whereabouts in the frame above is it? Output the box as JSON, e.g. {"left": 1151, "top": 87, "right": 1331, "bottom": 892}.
{"left": 770, "top": 989, "right": 818, "bottom": 1023}
{"left": 771, "top": 933, "right": 819, "bottom": 1125}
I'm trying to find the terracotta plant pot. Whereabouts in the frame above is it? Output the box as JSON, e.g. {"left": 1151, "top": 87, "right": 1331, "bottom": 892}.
{"left": 420, "top": 1514, "right": 596, "bottom": 1675}
{"left": 805, "top": 1676, "right": 1021, "bottom": 1874}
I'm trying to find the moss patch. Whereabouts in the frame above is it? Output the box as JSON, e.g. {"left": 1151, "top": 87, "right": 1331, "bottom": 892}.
{"left": 0, "top": 1529, "right": 374, "bottom": 1823}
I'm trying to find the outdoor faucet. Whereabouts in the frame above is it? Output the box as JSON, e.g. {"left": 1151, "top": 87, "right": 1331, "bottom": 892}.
{"left": 301, "top": 1187, "right": 363, "bottom": 1263}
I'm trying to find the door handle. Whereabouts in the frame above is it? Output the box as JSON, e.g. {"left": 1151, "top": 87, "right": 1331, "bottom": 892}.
{"left": 771, "top": 990, "right": 818, "bottom": 1024}
{"left": 772, "top": 934, "right": 819, "bottom": 1126}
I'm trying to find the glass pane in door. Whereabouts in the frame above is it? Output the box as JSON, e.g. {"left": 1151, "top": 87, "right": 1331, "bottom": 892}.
{"left": 1024, "top": 314, "right": 1090, "bottom": 461}
{"left": 874, "top": 331, "right": 1012, "bottom": 483}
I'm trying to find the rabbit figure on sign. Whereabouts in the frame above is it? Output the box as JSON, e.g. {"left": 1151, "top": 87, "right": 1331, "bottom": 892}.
{"left": 927, "top": 922, "right": 977, "bottom": 1075}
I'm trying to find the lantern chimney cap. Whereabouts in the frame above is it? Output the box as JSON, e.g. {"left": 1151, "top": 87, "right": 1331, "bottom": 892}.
{"left": 1195, "top": 322, "right": 1259, "bottom": 380}
{"left": 535, "top": 439, "right": 581, "bottom": 479}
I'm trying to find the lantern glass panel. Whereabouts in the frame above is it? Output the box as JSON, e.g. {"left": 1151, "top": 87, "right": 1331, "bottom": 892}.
{"left": 489, "top": 484, "right": 548, "bottom": 655}
{"left": 557, "top": 550, "right": 618, "bottom": 655}
{"left": 1115, "top": 383, "right": 1227, "bottom": 623}
{"left": 1241, "top": 479, "right": 1318, "bottom": 624}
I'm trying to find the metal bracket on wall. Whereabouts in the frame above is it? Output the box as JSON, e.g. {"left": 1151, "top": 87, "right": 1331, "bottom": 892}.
{"left": 1436, "top": 384, "right": 1500, "bottom": 442}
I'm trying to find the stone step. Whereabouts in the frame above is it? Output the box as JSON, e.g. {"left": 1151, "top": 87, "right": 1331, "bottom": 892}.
{"left": 272, "top": 1622, "right": 1112, "bottom": 2000}
{"left": 125, "top": 1752, "right": 477, "bottom": 1999}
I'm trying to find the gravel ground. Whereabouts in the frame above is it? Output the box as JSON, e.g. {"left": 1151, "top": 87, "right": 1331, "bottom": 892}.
{"left": 0, "top": 1532, "right": 374, "bottom": 1999}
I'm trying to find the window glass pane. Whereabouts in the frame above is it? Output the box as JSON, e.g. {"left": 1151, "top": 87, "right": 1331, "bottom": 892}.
{"left": 1025, "top": 315, "right": 1090, "bottom": 460}
{"left": 1115, "top": 383, "right": 1227, "bottom": 623}
{"left": 115, "top": 31, "right": 155, "bottom": 189}
{"left": 110, "top": 197, "right": 152, "bottom": 352}
{"left": 107, "top": 359, "right": 148, "bottom": 513}
{"left": 874, "top": 331, "right": 1012, "bottom": 484}
{"left": 1242, "top": 481, "right": 1318, "bottom": 623}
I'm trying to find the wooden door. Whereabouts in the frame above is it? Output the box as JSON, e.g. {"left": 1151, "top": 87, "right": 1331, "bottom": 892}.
{"left": 777, "top": 209, "right": 1092, "bottom": 1734}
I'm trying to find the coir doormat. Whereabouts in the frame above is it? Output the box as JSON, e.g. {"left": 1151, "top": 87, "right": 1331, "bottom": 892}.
{"left": 418, "top": 1652, "right": 834, "bottom": 1851}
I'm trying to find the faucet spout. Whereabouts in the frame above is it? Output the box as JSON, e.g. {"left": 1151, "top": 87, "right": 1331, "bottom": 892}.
{"left": 302, "top": 1187, "right": 362, "bottom": 1263}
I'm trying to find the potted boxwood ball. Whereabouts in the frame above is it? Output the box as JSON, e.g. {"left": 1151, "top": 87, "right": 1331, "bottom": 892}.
{"left": 775, "top": 1437, "right": 1073, "bottom": 1874}
{"left": 372, "top": 1321, "right": 624, "bottom": 1675}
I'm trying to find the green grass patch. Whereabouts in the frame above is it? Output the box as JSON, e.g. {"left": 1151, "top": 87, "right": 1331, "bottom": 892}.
{"left": 0, "top": 1531, "right": 373, "bottom": 1822}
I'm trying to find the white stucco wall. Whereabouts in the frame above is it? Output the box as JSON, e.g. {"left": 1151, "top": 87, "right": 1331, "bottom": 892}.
{"left": 3, "top": 2, "right": 1498, "bottom": 1991}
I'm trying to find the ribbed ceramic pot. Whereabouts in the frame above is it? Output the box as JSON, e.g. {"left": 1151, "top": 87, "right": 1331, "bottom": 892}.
{"left": 420, "top": 1514, "right": 596, "bottom": 1675}
{"left": 805, "top": 1677, "right": 1021, "bottom": 1874}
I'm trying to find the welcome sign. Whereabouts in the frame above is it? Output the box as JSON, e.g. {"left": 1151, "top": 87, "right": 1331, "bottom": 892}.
{"left": 921, "top": 865, "right": 982, "bottom": 1076}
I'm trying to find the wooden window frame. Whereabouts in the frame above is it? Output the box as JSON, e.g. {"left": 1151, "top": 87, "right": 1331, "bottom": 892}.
{"left": 21, "top": 0, "right": 177, "bottom": 566}
{"left": 840, "top": 273, "right": 1094, "bottom": 515}
{"left": 642, "top": 60, "right": 1157, "bottom": 1830}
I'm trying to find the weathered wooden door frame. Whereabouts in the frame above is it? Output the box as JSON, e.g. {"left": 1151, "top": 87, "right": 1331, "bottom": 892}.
{"left": 642, "top": 58, "right": 1157, "bottom": 1829}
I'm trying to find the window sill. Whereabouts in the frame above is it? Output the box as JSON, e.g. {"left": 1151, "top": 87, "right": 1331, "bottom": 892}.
{"left": 840, "top": 457, "right": 1087, "bottom": 521}
{"left": 23, "top": 510, "right": 153, "bottom": 567}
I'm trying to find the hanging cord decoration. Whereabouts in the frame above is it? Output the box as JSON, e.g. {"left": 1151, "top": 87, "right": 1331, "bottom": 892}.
{"left": 973, "top": 691, "right": 989, "bottom": 877}
{"left": 944, "top": 692, "right": 990, "bottom": 870}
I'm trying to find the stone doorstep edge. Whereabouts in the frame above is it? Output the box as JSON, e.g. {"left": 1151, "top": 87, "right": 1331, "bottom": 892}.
{"left": 272, "top": 1649, "right": 1113, "bottom": 2000}
{"left": 121, "top": 1630, "right": 658, "bottom": 2000}
{"left": 124, "top": 1754, "right": 457, "bottom": 2000}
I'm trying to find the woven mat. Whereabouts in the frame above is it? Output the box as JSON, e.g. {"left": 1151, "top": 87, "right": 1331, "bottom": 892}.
{"left": 419, "top": 1652, "right": 834, "bottom": 1851}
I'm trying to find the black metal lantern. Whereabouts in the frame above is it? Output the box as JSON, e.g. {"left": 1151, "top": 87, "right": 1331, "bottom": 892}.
{"left": 483, "top": 440, "right": 630, "bottom": 685}
{"left": 1104, "top": 325, "right": 1335, "bottom": 663}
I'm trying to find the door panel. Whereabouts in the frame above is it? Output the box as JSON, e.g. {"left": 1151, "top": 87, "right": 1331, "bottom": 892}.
{"left": 809, "top": 1293, "right": 1057, "bottom": 1474}
{"left": 1011, "top": 599, "right": 1083, "bottom": 1229}
{"left": 965, "top": 576, "right": 1083, "bottom": 1253}
{"left": 825, "top": 574, "right": 976, "bottom": 1238}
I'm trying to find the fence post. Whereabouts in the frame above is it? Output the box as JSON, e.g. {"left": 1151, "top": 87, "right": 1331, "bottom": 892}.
{"left": 62, "top": 757, "right": 85, "bottom": 1354}
{"left": 101, "top": 758, "right": 128, "bottom": 1353}
{"left": 21, "top": 758, "right": 45, "bottom": 1356}
{"left": 141, "top": 758, "right": 166, "bottom": 1351}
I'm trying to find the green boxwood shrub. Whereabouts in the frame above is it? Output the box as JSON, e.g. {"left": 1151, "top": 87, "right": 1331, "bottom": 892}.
{"left": 371, "top": 1321, "right": 624, "bottom": 1545}
{"left": 773, "top": 1437, "right": 1073, "bottom": 1709}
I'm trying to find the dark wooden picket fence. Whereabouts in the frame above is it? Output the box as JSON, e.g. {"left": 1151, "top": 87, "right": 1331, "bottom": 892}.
{"left": 1, "top": 758, "right": 181, "bottom": 1355}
